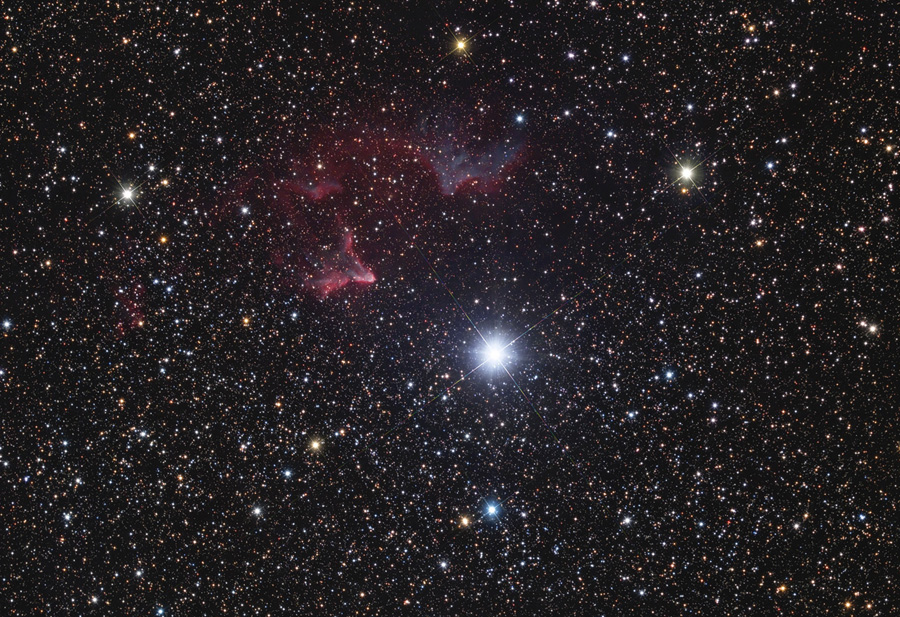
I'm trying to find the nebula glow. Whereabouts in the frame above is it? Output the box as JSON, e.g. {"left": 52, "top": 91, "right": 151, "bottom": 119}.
{"left": 306, "top": 233, "right": 375, "bottom": 296}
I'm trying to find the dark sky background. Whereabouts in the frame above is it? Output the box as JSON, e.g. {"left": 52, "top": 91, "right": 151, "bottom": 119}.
{"left": 1, "top": 1, "right": 897, "bottom": 615}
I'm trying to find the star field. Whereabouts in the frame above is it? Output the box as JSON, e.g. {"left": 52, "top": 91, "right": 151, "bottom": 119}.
{"left": 1, "top": 2, "right": 898, "bottom": 615}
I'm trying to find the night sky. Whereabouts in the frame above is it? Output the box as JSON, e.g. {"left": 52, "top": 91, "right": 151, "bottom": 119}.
{"left": 2, "top": 2, "right": 898, "bottom": 615}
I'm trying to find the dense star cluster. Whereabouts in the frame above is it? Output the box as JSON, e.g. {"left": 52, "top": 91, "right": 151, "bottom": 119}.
{"left": 2, "top": 2, "right": 898, "bottom": 615}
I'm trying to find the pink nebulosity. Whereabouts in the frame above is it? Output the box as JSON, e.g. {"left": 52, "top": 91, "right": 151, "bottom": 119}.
{"left": 300, "top": 178, "right": 343, "bottom": 201}
{"left": 307, "top": 233, "right": 375, "bottom": 296}
{"left": 215, "top": 114, "right": 524, "bottom": 301}
{"left": 113, "top": 281, "right": 146, "bottom": 336}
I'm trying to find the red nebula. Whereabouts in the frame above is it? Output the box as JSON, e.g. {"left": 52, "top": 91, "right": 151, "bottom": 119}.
{"left": 294, "top": 178, "right": 343, "bottom": 201}
{"left": 306, "top": 233, "right": 375, "bottom": 296}
{"left": 114, "top": 282, "right": 146, "bottom": 336}
{"left": 220, "top": 113, "right": 524, "bottom": 298}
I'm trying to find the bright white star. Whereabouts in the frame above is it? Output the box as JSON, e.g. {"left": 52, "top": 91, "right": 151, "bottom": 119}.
{"left": 484, "top": 343, "right": 506, "bottom": 366}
